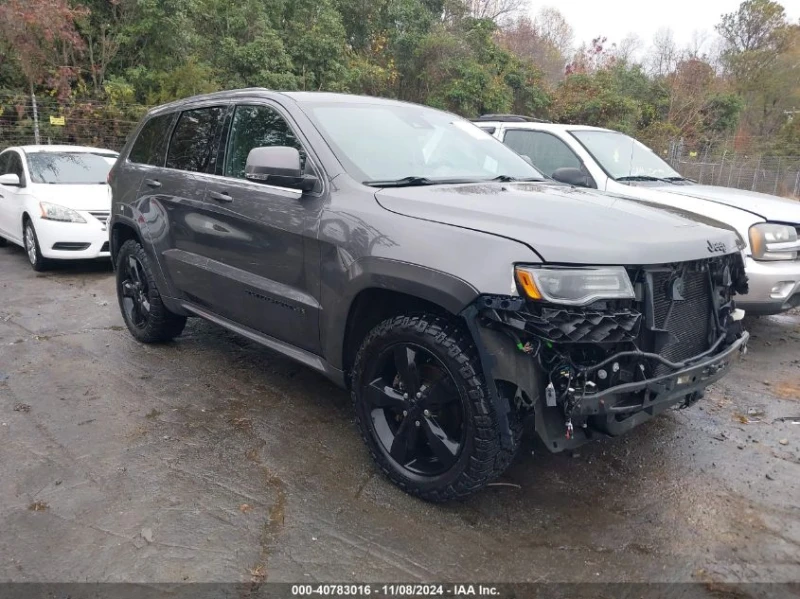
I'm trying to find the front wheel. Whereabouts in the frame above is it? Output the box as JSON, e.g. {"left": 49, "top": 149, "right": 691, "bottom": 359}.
{"left": 352, "top": 314, "right": 508, "bottom": 502}
{"left": 23, "top": 220, "right": 50, "bottom": 272}
{"left": 115, "top": 239, "right": 186, "bottom": 343}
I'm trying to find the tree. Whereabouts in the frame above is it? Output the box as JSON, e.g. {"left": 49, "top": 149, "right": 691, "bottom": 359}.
{"left": 716, "top": 0, "right": 796, "bottom": 137}
{"left": 0, "top": 0, "right": 88, "bottom": 98}
{"left": 498, "top": 8, "right": 573, "bottom": 82}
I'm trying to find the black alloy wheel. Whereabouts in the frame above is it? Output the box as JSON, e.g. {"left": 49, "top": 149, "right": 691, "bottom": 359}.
{"left": 120, "top": 253, "right": 151, "bottom": 330}
{"left": 115, "top": 239, "right": 186, "bottom": 343}
{"left": 364, "top": 342, "right": 466, "bottom": 476}
{"left": 353, "top": 314, "right": 514, "bottom": 501}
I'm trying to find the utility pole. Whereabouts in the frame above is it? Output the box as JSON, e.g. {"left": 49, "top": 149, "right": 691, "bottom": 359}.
{"left": 30, "top": 84, "right": 40, "bottom": 145}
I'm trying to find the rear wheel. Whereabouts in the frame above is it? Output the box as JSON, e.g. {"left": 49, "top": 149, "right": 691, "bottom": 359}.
{"left": 352, "top": 314, "right": 508, "bottom": 501}
{"left": 23, "top": 219, "right": 50, "bottom": 272}
{"left": 116, "top": 239, "right": 186, "bottom": 343}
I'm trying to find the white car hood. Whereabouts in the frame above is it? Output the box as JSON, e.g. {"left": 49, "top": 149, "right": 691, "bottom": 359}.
{"left": 645, "top": 183, "right": 800, "bottom": 223}
{"left": 31, "top": 183, "right": 111, "bottom": 212}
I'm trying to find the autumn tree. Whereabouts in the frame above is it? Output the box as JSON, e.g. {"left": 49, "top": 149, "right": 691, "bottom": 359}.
{"left": 0, "top": 0, "right": 88, "bottom": 98}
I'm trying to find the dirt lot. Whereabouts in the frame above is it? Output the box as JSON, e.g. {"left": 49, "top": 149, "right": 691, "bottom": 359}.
{"left": 0, "top": 243, "right": 798, "bottom": 584}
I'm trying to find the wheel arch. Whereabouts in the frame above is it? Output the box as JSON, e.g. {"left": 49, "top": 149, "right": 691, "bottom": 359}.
{"left": 324, "top": 258, "right": 480, "bottom": 379}
{"left": 110, "top": 220, "right": 143, "bottom": 266}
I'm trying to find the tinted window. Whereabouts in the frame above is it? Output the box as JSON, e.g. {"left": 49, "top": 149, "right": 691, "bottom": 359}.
{"left": 27, "top": 152, "right": 111, "bottom": 184}
{"left": 224, "top": 104, "right": 305, "bottom": 179}
{"left": 129, "top": 114, "right": 173, "bottom": 166}
{"left": 166, "top": 106, "right": 225, "bottom": 173}
{"left": 503, "top": 130, "right": 581, "bottom": 177}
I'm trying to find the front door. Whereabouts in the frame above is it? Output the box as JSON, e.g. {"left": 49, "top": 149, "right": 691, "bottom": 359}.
{"left": 0, "top": 151, "right": 28, "bottom": 244}
{"left": 199, "top": 102, "right": 324, "bottom": 353}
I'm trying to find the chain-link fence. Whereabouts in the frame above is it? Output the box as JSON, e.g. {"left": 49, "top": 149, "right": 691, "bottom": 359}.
{"left": 0, "top": 95, "right": 146, "bottom": 152}
{"left": 667, "top": 138, "right": 800, "bottom": 199}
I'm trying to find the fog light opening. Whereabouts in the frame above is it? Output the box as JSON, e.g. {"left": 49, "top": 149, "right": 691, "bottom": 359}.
{"left": 769, "top": 281, "right": 795, "bottom": 299}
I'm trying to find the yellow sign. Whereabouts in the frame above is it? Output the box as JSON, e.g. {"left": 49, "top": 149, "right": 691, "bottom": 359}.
{"left": 689, "top": 151, "right": 698, "bottom": 158}
{"left": 49, "top": 115, "right": 66, "bottom": 126}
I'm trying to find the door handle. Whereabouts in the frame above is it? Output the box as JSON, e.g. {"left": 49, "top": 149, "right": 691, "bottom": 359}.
{"left": 208, "top": 190, "right": 233, "bottom": 203}
{"left": 144, "top": 178, "right": 161, "bottom": 189}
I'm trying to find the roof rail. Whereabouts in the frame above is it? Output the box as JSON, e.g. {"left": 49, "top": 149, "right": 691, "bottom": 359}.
{"left": 472, "top": 114, "right": 552, "bottom": 123}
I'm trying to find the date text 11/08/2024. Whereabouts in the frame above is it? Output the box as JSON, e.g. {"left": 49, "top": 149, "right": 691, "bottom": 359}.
{"left": 291, "top": 584, "right": 501, "bottom": 596}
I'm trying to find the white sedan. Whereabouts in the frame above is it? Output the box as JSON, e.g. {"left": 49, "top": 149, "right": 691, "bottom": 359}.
{"left": 0, "top": 145, "right": 118, "bottom": 270}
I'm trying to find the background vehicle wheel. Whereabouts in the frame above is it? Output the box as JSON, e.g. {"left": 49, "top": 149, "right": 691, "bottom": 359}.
{"left": 23, "top": 219, "right": 50, "bottom": 272}
{"left": 116, "top": 239, "right": 186, "bottom": 343}
{"left": 352, "top": 314, "right": 508, "bottom": 502}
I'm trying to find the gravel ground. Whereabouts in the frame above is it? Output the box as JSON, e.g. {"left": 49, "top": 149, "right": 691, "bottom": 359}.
{"left": 0, "top": 244, "right": 798, "bottom": 584}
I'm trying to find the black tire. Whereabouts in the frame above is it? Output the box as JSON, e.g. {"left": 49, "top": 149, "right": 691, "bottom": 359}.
{"left": 0, "top": 236, "right": 7, "bottom": 247}
{"left": 352, "top": 314, "right": 510, "bottom": 502}
{"left": 23, "top": 219, "right": 51, "bottom": 272}
{"left": 115, "top": 239, "right": 186, "bottom": 343}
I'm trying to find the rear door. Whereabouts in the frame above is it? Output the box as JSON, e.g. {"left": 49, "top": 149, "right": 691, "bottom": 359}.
{"left": 138, "top": 104, "right": 230, "bottom": 307}
{"left": 199, "top": 102, "right": 324, "bottom": 352}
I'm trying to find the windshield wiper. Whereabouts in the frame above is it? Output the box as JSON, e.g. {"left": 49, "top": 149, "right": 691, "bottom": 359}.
{"left": 662, "top": 176, "right": 689, "bottom": 182}
{"left": 616, "top": 175, "right": 672, "bottom": 183}
{"left": 489, "top": 175, "right": 545, "bottom": 182}
{"left": 364, "top": 176, "right": 440, "bottom": 188}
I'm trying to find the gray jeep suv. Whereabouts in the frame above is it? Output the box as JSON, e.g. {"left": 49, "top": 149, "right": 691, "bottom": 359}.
{"left": 109, "top": 89, "right": 749, "bottom": 501}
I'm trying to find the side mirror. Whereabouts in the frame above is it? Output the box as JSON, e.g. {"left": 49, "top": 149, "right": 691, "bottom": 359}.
{"left": 0, "top": 173, "right": 21, "bottom": 187}
{"left": 245, "top": 146, "right": 317, "bottom": 193}
{"left": 552, "top": 167, "right": 594, "bottom": 188}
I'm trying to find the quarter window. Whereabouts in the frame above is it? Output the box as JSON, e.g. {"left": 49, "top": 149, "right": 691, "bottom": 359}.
{"left": 224, "top": 104, "right": 305, "bottom": 180}
{"left": 166, "top": 106, "right": 226, "bottom": 173}
{"left": 503, "top": 130, "right": 581, "bottom": 177}
{"left": 129, "top": 114, "right": 174, "bottom": 166}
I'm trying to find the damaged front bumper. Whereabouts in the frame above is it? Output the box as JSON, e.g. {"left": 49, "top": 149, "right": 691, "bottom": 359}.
{"left": 565, "top": 330, "right": 748, "bottom": 435}
{"left": 462, "top": 255, "right": 750, "bottom": 453}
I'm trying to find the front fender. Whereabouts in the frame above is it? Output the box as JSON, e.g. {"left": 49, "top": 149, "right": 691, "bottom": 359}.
{"left": 320, "top": 256, "right": 480, "bottom": 369}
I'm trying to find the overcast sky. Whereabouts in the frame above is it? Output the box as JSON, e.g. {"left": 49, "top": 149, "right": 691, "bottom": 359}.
{"left": 537, "top": 0, "right": 800, "bottom": 55}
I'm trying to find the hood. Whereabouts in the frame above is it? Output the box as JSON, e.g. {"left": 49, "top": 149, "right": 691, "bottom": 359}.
{"left": 643, "top": 182, "right": 800, "bottom": 223}
{"left": 375, "top": 182, "right": 741, "bottom": 265}
{"left": 30, "top": 183, "right": 111, "bottom": 212}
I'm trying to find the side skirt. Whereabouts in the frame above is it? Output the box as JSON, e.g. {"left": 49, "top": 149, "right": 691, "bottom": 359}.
{"left": 180, "top": 301, "right": 346, "bottom": 388}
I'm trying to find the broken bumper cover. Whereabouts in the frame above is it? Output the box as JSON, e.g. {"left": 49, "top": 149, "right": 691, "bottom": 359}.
{"left": 574, "top": 331, "right": 749, "bottom": 435}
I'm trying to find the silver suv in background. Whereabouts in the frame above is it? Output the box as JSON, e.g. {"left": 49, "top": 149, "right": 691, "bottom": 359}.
{"left": 475, "top": 115, "right": 800, "bottom": 315}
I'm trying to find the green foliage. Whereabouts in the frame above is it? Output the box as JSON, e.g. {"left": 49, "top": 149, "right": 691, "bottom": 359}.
{"left": 0, "top": 0, "right": 797, "bottom": 158}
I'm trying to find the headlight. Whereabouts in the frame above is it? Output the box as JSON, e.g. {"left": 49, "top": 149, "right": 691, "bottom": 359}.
{"left": 39, "top": 202, "right": 86, "bottom": 223}
{"left": 514, "top": 265, "right": 635, "bottom": 305}
{"left": 749, "top": 223, "right": 799, "bottom": 261}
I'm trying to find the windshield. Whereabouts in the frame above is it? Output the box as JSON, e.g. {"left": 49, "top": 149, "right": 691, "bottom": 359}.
{"left": 26, "top": 152, "right": 112, "bottom": 184}
{"left": 570, "top": 130, "right": 681, "bottom": 180}
{"left": 302, "top": 101, "right": 545, "bottom": 184}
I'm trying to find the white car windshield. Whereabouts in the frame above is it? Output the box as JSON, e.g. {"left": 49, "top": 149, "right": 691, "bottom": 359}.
{"left": 303, "top": 102, "right": 545, "bottom": 184}
{"left": 571, "top": 130, "right": 682, "bottom": 181}
{"left": 27, "top": 152, "right": 112, "bottom": 184}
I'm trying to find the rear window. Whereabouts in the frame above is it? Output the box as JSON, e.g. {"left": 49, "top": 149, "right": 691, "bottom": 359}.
{"left": 27, "top": 152, "right": 112, "bottom": 184}
{"left": 129, "top": 114, "right": 173, "bottom": 166}
{"left": 166, "top": 107, "right": 226, "bottom": 173}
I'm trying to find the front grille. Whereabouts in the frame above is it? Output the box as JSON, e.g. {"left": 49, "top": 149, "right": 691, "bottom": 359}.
{"left": 89, "top": 211, "right": 110, "bottom": 226}
{"left": 650, "top": 268, "right": 713, "bottom": 375}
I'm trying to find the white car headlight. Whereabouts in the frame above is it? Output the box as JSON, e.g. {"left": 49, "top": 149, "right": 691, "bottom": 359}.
{"left": 515, "top": 265, "right": 635, "bottom": 306}
{"left": 749, "top": 223, "right": 799, "bottom": 261}
{"left": 39, "top": 201, "right": 87, "bottom": 223}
